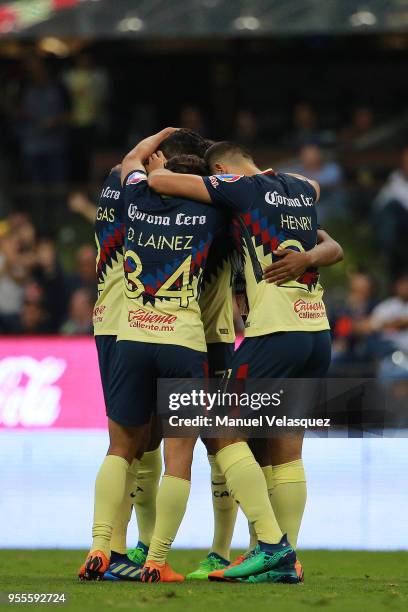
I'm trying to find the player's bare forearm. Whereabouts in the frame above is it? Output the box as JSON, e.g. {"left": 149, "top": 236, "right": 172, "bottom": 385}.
{"left": 80, "top": 203, "right": 97, "bottom": 224}
{"left": 121, "top": 127, "right": 178, "bottom": 184}
{"left": 310, "top": 229, "right": 344, "bottom": 267}
{"left": 263, "top": 230, "right": 343, "bottom": 284}
{"left": 68, "top": 192, "right": 97, "bottom": 223}
{"left": 148, "top": 169, "right": 211, "bottom": 203}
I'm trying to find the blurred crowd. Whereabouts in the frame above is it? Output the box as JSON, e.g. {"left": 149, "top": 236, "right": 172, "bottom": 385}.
{"left": 0, "top": 51, "right": 408, "bottom": 379}
{"left": 329, "top": 271, "right": 408, "bottom": 378}
{"left": 1, "top": 208, "right": 407, "bottom": 379}
{"left": 0, "top": 213, "right": 96, "bottom": 336}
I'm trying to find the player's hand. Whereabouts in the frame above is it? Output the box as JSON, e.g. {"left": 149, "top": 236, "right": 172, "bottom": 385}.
{"left": 134, "top": 127, "right": 178, "bottom": 161}
{"left": 263, "top": 249, "right": 312, "bottom": 285}
{"left": 68, "top": 192, "right": 93, "bottom": 214}
{"left": 146, "top": 151, "right": 167, "bottom": 174}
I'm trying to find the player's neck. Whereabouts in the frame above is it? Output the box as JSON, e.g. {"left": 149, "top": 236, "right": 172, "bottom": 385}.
{"left": 234, "top": 161, "right": 262, "bottom": 176}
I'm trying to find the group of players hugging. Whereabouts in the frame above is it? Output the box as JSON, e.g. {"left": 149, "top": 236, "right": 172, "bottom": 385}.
{"left": 78, "top": 127, "right": 343, "bottom": 584}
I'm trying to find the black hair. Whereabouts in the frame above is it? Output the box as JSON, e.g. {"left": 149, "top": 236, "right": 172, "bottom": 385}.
{"left": 160, "top": 129, "right": 210, "bottom": 159}
{"left": 165, "top": 154, "right": 208, "bottom": 177}
{"left": 204, "top": 141, "right": 253, "bottom": 168}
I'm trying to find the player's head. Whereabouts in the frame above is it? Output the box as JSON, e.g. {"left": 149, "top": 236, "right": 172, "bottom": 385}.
{"left": 160, "top": 129, "right": 209, "bottom": 159}
{"left": 165, "top": 154, "right": 208, "bottom": 177}
{"left": 204, "top": 141, "right": 260, "bottom": 176}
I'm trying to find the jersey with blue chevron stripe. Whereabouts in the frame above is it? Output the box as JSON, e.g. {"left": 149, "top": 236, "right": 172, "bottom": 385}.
{"left": 118, "top": 170, "right": 223, "bottom": 352}
{"left": 203, "top": 171, "right": 330, "bottom": 336}
{"left": 93, "top": 168, "right": 125, "bottom": 336}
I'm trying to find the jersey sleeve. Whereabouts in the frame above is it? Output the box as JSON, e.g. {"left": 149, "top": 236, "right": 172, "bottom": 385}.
{"left": 301, "top": 178, "right": 318, "bottom": 201}
{"left": 123, "top": 168, "right": 168, "bottom": 216}
{"left": 202, "top": 174, "right": 257, "bottom": 212}
{"left": 123, "top": 169, "right": 147, "bottom": 188}
{"left": 279, "top": 173, "right": 318, "bottom": 202}
{"left": 123, "top": 169, "right": 149, "bottom": 202}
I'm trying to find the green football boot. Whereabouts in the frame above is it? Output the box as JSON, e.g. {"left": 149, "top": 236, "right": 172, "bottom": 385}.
{"left": 186, "top": 552, "right": 230, "bottom": 580}
{"left": 239, "top": 566, "right": 299, "bottom": 584}
{"left": 209, "top": 535, "right": 296, "bottom": 581}
{"left": 127, "top": 541, "right": 148, "bottom": 566}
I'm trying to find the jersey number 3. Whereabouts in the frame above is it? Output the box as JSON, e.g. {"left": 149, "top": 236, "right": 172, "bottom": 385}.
{"left": 124, "top": 250, "right": 194, "bottom": 308}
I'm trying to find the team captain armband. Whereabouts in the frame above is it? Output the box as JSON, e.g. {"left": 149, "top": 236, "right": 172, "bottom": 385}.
{"left": 125, "top": 170, "right": 147, "bottom": 186}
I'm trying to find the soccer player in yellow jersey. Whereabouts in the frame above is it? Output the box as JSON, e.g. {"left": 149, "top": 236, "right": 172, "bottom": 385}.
{"left": 81, "top": 128, "right": 245, "bottom": 582}
{"left": 147, "top": 140, "right": 343, "bottom": 583}
{"left": 79, "top": 128, "right": 234, "bottom": 583}
{"left": 185, "top": 220, "right": 240, "bottom": 578}
{"left": 86, "top": 164, "right": 165, "bottom": 581}
{"left": 79, "top": 128, "right": 178, "bottom": 580}
{"left": 187, "top": 222, "right": 342, "bottom": 580}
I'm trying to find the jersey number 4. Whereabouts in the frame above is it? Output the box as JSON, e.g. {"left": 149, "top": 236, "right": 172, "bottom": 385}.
{"left": 124, "top": 250, "right": 194, "bottom": 308}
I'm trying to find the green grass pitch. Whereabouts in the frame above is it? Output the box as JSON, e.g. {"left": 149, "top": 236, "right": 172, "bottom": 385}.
{"left": 1, "top": 550, "right": 407, "bottom": 611}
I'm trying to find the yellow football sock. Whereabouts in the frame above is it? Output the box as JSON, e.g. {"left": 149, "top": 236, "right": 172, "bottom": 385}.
{"left": 270, "top": 459, "right": 307, "bottom": 548}
{"left": 263, "top": 465, "right": 274, "bottom": 495}
{"left": 110, "top": 459, "right": 140, "bottom": 554}
{"left": 216, "top": 442, "right": 282, "bottom": 545}
{"left": 247, "top": 465, "right": 273, "bottom": 551}
{"left": 247, "top": 521, "right": 257, "bottom": 551}
{"left": 147, "top": 475, "right": 191, "bottom": 564}
{"left": 92, "top": 455, "right": 133, "bottom": 557}
{"left": 208, "top": 454, "right": 238, "bottom": 561}
{"left": 133, "top": 447, "right": 162, "bottom": 546}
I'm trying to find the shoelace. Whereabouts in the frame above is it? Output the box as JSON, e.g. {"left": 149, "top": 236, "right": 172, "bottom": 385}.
{"left": 245, "top": 548, "right": 257, "bottom": 559}
{"left": 199, "top": 556, "right": 220, "bottom": 570}
{"left": 129, "top": 547, "right": 146, "bottom": 564}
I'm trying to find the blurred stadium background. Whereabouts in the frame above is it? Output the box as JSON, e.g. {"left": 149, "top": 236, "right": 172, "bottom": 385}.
{"left": 0, "top": 0, "right": 407, "bottom": 551}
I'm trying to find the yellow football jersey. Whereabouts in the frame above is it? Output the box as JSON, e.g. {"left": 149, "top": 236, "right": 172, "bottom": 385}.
{"left": 199, "top": 226, "right": 235, "bottom": 344}
{"left": 202, "top": 171, "right": 330, "bottom": 337}
{"left": 242, "top": 242, "right": 329, "bottom": 337}
{"left": 117, "top": 171, "right": 224, "bottom": 352}
{"left": 93, "top": 169, "right": 125, "bottom": 336}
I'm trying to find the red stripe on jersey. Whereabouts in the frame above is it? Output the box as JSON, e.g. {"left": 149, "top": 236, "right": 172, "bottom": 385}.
{"left": 203, "top": 360, "right": 209, "bottom": 379}
{"left": 236, "top": 363, "right": 249, "bottom": 380}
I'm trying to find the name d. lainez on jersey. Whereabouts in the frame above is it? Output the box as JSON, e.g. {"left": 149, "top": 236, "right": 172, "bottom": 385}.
{"left": 118, "top": 170, "right": 223, "bottom": 352}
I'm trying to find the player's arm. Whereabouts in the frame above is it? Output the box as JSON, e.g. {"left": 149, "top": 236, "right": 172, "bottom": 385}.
{"left": 149, "top": 165, "right": 255, "bottom": 212}
{"left": 121, "top": 127, "right": 178, "bottom": 185}
{"left": 148, "top": 168, "right": 212, "bottom": 202}
{"left": 263, "top": 229, "right": 343, "bottom": 285}
{"left": 284, "top": 172, "right": 320, "bottom": 202}
{"left": 68, "top": 192, "right": 97, "bottom": 223}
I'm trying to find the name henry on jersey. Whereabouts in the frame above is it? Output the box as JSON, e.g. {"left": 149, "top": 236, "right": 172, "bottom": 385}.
{"left": 281, "top": 214, "right": 313, "bottom": 231}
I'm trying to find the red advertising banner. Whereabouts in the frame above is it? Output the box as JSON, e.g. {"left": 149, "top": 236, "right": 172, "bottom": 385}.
{"left": 0, "top": 337, "right": 106, "bottom": 429}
